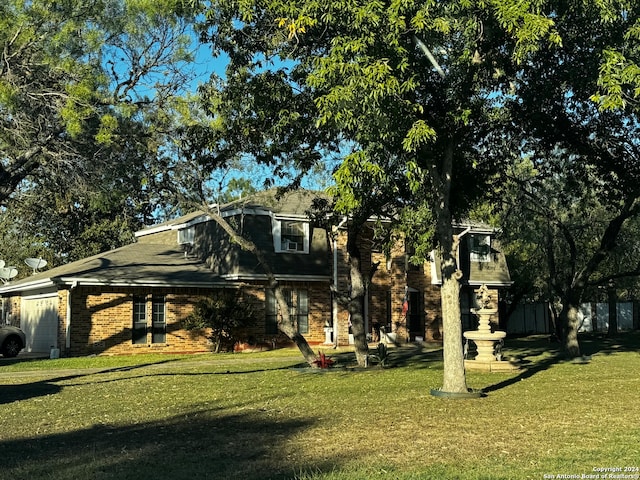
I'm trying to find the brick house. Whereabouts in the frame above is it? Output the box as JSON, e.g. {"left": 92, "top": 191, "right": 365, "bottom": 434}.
{"left": 0, "top": 190, "right": 511, "bottom": 356}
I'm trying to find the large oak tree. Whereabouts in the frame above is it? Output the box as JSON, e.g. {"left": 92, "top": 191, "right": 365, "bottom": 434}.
{"left": 491, "top": 0, "right": 640, "bottom": 358}
{"left": 194, "top": 0, "right": 560, "bottom": 391}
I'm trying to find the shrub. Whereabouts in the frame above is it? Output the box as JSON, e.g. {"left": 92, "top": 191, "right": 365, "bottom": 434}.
{"left": 182, "top": 290, "right": 256, "bottom": 352}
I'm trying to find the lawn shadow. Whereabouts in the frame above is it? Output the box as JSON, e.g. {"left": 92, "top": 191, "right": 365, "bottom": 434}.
{"left": 578, "top": 331, "right": 640, "bottom": 356}
{"left": 304, "top": 344, "right": 443, "bottom": 371}
{"left": 0, "top": 407, "right": 348, "bottom": 480}
{"left": 0, "top": 359, "right": 180, "bottom": 405}
{"left": 481, "top": 354, "right": 562, "bottom": 393}
{"left": 483, "top": 332, "right": 640, "bottom": 394}
{"left": 0, "top": 381, "right": 62, "bottom": 404}
{"left": 387, "top": 343, "right": 444, "bottom": 368}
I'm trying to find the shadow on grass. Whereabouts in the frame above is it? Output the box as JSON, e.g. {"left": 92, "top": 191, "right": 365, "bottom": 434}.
{"left": 0, "top": 359, "right": 180, "bottom": 405}
{"left": 301, "top": 344, "right": 444, "bottom": 372}
{"left": 387, "top": 344, "right": 444, "bottom": 368}
{"left": 0, "top": 409, "right": 336, "bottom": 480}
{"left": 0, "top": 381, "right": 62, "bottom": 404}
{"left": 578, "top": 331, "right": 640, "bottom": 356}
{"left": 483, "top": 331, "right": 640, "bottom": 394}
{"left": 481, "top": 354, "right": 561, "bottom": 393}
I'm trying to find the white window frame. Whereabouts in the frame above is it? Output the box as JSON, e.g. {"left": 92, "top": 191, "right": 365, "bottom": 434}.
{"left": 469, "top": 234, "right": 491, "bottom": 262}
{"left": 177, "top": 226, "right": 195, "bottom": 245}
{"left": 273, "top": 218, "right": 310, "bottom": 254}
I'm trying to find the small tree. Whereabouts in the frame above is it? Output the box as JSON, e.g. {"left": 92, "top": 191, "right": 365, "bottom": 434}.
{"left": 183, "top": 290, "right": 256, "bottom": 353}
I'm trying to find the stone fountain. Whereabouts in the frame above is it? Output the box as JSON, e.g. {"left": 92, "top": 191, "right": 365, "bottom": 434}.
{"left": 463, "top": 285, "right": 518, "bottom": 372}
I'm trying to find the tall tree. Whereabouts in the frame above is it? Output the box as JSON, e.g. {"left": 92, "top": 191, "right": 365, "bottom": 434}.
{"left": 0, "top": 118, "right": 164, "bottom": 273}
{"left": 195, "top": 1, "right": 559, "bottom": 391}
{"left": 0, "top": 0, "right": 198, "bottom": 205}
{"left": 491, "top": 0, "right": 640, "bottom": 357}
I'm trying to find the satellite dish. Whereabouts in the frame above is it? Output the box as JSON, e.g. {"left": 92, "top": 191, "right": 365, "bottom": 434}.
{"left": 0, "top": 267, "right": 18, "bottom": 284}
{"left": 25, "top": 257, "right": 48, "bottom": 274}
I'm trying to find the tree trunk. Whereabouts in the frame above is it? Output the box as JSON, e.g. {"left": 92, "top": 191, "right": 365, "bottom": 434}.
{"left": 559, "top": 300, "right": 582, "bottom": 358}
{"left": 435, "top": 140, "right": 468, "bottom": 394}
{"left": 347, "top": 224, "right": 369, "bottom": 367}
{"left": 607, "top": 283, "right": 618, "bottom": 337}
{"left": 549, "top": 301, "right": 562, "bottom": 341}
{"left": 440, "top": 253, "right": 468, "bottom": 393}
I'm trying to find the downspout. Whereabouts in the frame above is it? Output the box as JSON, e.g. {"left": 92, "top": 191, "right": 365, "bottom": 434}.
{"left": 66, "top": 280, "right": 78, "bottom": 351}
{"left": 332, "top": 216, "right": 348, "bottom": 348}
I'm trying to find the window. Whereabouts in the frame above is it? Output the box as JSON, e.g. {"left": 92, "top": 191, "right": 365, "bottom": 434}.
{"left": 293, "top": 289, "right": 309, "bottom": 334}
{"left": 151, "top": 295, "right": 166, "bottom": 343}
{"left": 265, "top": 290, "right": 279, "bottom": 334}
{"left": 132, "top": 295, "right": 166, "bottom": 344}
{"left": 265, "top": 288, "right": 309, "bottom": 334}
{"left": 469, "top": 234, "right": 491, "bottom": 262}
{"left": 273, "top": 219, "right": 309, "bottom": 253}
{"left": 178, "top": 227, "right": 195, "bottom": 245}
{"left": 132, "top": 295, "right": 147, "bottom": 344}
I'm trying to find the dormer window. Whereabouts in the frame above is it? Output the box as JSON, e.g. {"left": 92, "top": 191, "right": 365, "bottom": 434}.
{"left": 469, "top": 234, "right": 491, "bottom": 262}
{"left": 273, "top": 219, "right": 309, "bottom": 253}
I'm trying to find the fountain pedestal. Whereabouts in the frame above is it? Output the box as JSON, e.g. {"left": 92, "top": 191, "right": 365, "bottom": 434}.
{"left": 463, "top": 286, "right": 519, "bottom": 372}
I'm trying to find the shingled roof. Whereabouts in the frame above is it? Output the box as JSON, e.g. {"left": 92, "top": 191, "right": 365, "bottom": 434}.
{"left": 0, "top": 189, "right": 332, "bottom": 295}
{"left": 0, "top": 242, "right": 228, "bottom": 294}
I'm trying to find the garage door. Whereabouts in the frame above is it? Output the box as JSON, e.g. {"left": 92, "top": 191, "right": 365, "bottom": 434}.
{"left": 21, "top": 295, "right": 59, "bottom": 353}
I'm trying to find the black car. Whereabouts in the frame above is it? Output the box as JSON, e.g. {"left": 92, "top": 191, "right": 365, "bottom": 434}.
{"left": 0, "top": 325, "right": 26, "bottom": 357}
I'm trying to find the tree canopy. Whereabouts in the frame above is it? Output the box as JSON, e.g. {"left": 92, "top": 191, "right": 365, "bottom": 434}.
{"left": 191, "top": 0, "right": 567, "bottom": 389}
{"left": 0, "top": 0, "right": 198, "bottom": 205}
{"left": 488, "top": 0, "right": 640, "bottom": 356}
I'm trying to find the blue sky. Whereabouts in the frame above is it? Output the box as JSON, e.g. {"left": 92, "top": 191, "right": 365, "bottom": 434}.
{"left": 186, "top": 39, "right": 337, "bottom": 194}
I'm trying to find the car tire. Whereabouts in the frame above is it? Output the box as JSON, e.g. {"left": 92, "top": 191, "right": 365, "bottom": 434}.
{"left": 2, "top": 336, "right": 23, "bottom": 358}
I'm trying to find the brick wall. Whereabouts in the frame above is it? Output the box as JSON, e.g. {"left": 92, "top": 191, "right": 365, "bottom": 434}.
{"left": 59, "top": 282, "right": 332, "bottom": 356}
{"left": 332, "top": 228, "right": 445, "bottom": 344}
{"left": 67, "top": 286, "right": 213, "bottom": 356}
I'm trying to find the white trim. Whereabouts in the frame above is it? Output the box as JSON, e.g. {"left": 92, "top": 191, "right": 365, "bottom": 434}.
{"left": 22, "top": 291, "right": 58, "bottom": 301}
{"left": 135, "top": 214, "right": 211, "bottom": 238}
{"left": 221, "top": 207, "right": 274, "bottom": 218}
{"left": 221, "top": 273, "right": 330, "bottom": 282}
{"left": 56, "top": 277, "right": 232, "bottom": 289}
{"left": 430, "top": 277, "right": 513, "bottom": 287}
{"left": 452, "top": 222, "right": 496, "bottom": 235}
{"left": 66, "top": 281, "right": 77, "bottom": 349}
{"left": 0, "top": 279, "right": 56, "bottom": 295}
{"left": 171, "top": 214, "right": 210, "bottom": 228}
{"left": 466, "top": 280, "right": 514, "bottom": 287}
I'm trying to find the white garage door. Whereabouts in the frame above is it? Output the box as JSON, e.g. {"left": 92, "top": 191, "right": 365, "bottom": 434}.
{"left": 21, "top": 295, "right": 59, "bottom": 353}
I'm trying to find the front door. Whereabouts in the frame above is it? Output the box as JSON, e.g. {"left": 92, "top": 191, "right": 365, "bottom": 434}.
{"left": 407, "top": 291, "right": 423, "bottom": 340}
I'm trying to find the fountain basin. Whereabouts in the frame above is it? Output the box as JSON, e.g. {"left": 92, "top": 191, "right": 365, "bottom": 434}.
{"left": 464, "top": 330, "right": 506, "bottom": 362}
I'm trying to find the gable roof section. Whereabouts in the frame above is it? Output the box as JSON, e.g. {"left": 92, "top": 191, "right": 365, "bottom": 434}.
{"left": 431, "top": 224, "right": 512, "bottom": 287}
{"left": 222, "top": 189, "right": 328, "bottom": 217}
{"left": 135, "top": 189, "right": 328, "bottom": 240}
{"left": 2, "top": 190, "right": 334, "bottom": 295}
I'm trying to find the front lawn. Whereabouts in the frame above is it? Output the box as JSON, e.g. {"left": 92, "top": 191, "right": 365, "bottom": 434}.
{"left": 1, "top": 333, "right": 638, "bottom": 479}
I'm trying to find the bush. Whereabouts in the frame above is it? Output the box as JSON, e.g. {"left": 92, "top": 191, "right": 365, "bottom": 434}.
{"left": 182, "top": 290, "right": 256, "bottom": 352}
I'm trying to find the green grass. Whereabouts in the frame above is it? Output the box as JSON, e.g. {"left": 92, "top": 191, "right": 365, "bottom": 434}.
{"left": 1, "top": 333, "right": 639, "bottom": 480}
